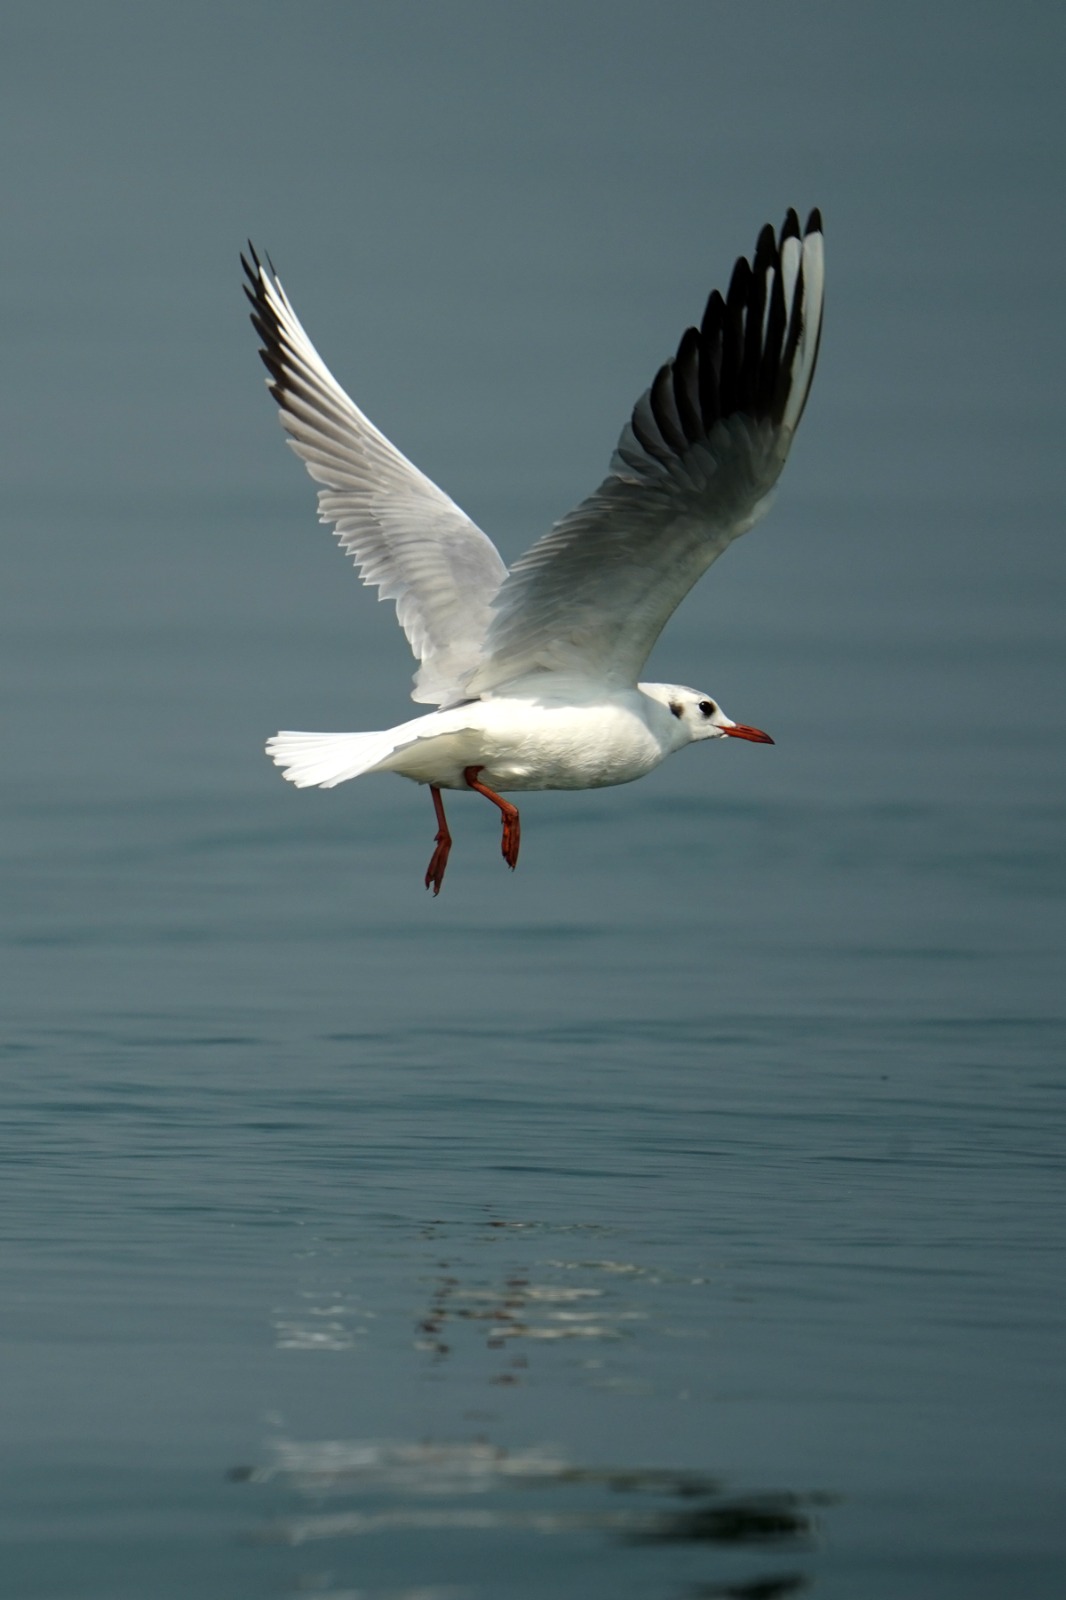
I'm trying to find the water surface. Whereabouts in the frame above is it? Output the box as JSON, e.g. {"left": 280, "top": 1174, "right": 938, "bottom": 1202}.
{"left": 2, "top": 5, "right": 1064, "bottom": 1596}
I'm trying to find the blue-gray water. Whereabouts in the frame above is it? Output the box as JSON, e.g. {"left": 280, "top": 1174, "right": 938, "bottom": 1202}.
{"left": 3, "top": 4, "right": 1065, "bottom": 1597}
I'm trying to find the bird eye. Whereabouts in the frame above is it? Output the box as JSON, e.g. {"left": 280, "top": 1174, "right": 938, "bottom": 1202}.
{"left": 698, "top": 700, "right": 716, "bottom": 717}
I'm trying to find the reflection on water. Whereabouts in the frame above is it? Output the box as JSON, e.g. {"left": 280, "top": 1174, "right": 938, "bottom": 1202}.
{"left": 410, "top": 1218, "right": 721, "bottom": 1394}
{"left": 416, "top": 1263, "right": 641, "bottom": 1368}
{"left": 233, "top": 1220, "right": 829, "bottom": 1597}
{"left": 233, "top": 1436, "right": 820, "bottom": 1597}
{"left": 696, "top": 1577, "right": 809, "bottom": 1600}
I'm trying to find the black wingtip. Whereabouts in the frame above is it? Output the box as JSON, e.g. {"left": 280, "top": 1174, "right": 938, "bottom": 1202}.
{"left": 242, "top": 242, "right": 281, "bottom": 288}
{"left": 757, "top": 221, "right": 776, "bottom": 256}
{"left": 726, "top": 253, "right": 752, "bottom": 309}
{"left": 240, "top": 240, "right": 293, "bottom": 403}
{"left": 626, "top": 206, "right": 824, "bottom": 464}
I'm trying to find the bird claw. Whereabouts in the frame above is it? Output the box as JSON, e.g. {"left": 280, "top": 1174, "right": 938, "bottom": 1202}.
{"left": 464, "top": 766, "right": 521, "bottom": 874}
{"left": 426, "top": 786, "right": 452, "bottom": 895}
{"left": 425, "top": 833, "right": 451, "bottom": 895}
{"left": 500, "top": 812, "right": 521, "bottom": 870}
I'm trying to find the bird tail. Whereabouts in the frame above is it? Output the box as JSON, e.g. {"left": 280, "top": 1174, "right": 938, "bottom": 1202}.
{"left": 265, "top": 729, "right": 402, "bottom": 789}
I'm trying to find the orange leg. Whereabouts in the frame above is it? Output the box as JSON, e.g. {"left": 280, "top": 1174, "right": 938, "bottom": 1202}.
{"left": 464, "top": 766, "right": 521, "bottom": 871}
{"left": 425, "top": 785, "right": 452, "bottom": 896}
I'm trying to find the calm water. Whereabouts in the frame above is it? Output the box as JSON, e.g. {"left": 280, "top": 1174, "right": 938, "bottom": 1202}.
{"left": 2, "top": 5, "right": 1065, "bottom": 1597}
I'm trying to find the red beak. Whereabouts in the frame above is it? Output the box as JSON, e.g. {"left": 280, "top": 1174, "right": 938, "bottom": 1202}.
{"left": 720, "top": 723, "right": 774, "bottom": 744}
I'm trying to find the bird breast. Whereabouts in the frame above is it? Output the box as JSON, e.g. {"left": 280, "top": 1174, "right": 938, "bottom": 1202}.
{"left": 388, "top": 691, "right": 673, "bottom": 793}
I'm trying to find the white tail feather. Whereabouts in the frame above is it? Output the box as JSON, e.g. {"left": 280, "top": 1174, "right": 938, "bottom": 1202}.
{"left": 266, "top": 729, "right": 401, "bottom": 788}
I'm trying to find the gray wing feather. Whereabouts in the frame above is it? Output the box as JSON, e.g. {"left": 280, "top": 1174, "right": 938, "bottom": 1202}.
{"left": 243, "top": 249, "right": 508, "bottom": 705}
{"left": 466, "top": 210, "right": 824, "bottom": 694}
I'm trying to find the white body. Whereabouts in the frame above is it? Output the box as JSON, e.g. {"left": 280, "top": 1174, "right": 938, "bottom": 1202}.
{"left": 266, "top": 680, "right": 728, "bottom": 794}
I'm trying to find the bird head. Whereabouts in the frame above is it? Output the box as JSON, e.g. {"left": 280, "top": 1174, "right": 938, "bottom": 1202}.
{"left": 641, "top": 683, "right": 774, "bottom": 746}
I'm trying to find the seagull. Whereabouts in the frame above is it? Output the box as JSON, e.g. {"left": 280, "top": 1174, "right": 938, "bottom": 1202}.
{"left": 245, "top": 210, "right": 823, "bottom": 893}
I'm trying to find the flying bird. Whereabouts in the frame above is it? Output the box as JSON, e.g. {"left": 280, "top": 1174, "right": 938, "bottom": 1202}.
{"left": 245, "top": 211, "right": 824, "bottom": 893}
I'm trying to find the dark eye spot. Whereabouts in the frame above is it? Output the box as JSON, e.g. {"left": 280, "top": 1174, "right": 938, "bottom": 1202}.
{"left": 698, "top": 700, "right": 716, "bottom": 718}
{"left": 669, "top": 701, "right": 683, "bottom": 719}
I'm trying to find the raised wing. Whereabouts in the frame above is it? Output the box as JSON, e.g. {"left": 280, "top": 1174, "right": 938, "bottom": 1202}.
{"left": 243, "top": 248, "right": 509, "bottom": 705}
{"left": 465, "top": 209, "right": 824, "bottom": 696}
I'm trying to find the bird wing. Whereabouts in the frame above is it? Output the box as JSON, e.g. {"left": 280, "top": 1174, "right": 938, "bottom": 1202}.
{"left": 243, "top": 248, "right": 509, "bottom": 706}
{"left": 464, "top": 209, "right": 824, "bottom": 696}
